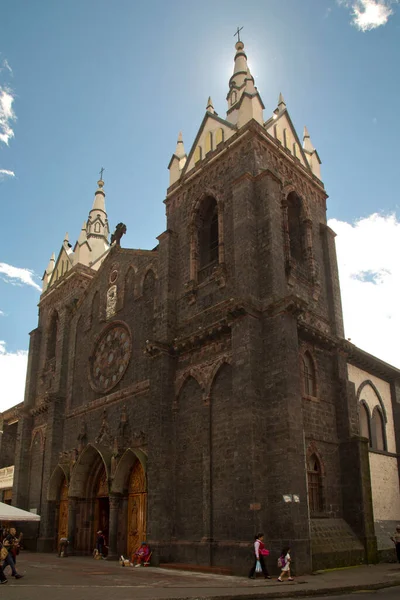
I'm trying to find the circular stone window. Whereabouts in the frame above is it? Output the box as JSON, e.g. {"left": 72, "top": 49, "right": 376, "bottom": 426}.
{"left": 89, "top": 322, "right": 132, "bottom": 393}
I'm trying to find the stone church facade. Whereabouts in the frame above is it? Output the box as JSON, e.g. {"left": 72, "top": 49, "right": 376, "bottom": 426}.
{"left": 8, "top": 40, "right": 400, "bottom": 574}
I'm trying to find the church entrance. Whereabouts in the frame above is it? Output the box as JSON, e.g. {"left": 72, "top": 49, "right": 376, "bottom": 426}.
{"left": 127, "top": 460, "right": 147, "bottom": 558}
{"left": 94, "top": 466, "right": 109, "bottom": 551}
{"left": 58, "top": 477, "right": 69, "bottom": 540}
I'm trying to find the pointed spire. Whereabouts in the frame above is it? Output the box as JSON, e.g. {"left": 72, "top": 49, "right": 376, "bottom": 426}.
{"left": 42, "top": 252, "right": 55, "bottom": 291}
{"left": 168, "top": 132, "right": 187, "bottom": 186}
{"left": 63, "top": 232, "right": 71, "bottom": 250}
{"left": 46, "top": 252, "right": 55, "bottom": 275}
{"left": 226, "top": 39, "right": 264, "bottom": 127}
{"left": 91, "top": 178, "right": 106, "bottom": 212}
{"left": 206, "top": 96, "right": 215, "bottom": 114}
{"left": 174, "top": 131, "right": 186, "bottom": 159}
{"left": 86, "top": 175, "right": 110, "bottom": 259}
{"left": 229, "top": 40, "right": 249, "bottom": 90}
{"left": 303, "top": 126, "right": 315, "bottom": 152}
{"left": 77, "top": 221, "right": 88, "bottom": 245}
{"left": 278, "top": 92, "right": 286, "bottom": 112}
{"left": 302, "top": 126, "right": 321, "bottom": 179}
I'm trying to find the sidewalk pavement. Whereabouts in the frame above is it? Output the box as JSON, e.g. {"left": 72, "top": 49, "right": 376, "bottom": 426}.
{"left": 4, "top": 552, "right": 400, "bottom": 600}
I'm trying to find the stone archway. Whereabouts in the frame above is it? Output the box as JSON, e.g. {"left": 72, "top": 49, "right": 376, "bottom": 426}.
{"left": 47, "top": 464, "right": 70, "bottom": 546}
{"left": 112, "top": 449, "right": 147, "bottom": 558}
{"left": 68, "top": 443, "right": 112, "bottom": 554}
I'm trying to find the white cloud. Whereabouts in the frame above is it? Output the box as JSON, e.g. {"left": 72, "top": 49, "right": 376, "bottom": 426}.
{"left": 0, "top": 169, "right": 15, "bottom": 180}
{"left": 339, "top": 0, "right": 398, "bottom": 31}
{"left": 0, "top": 87, "right": 16, "bottom": 145}
{"left": 0, "top": 341, "right": 28, "bottom": 412}
{"left": 329, "top": 213, "right": 400, "bottom": 368}
{"left": 2, "top": 59, "right": 13, "bottom": 75}
{"left": 0, "top": 262, "right": 42, "bottom": 292}
{"left": 0, "top": 310, "right": 5, "bottom": 316}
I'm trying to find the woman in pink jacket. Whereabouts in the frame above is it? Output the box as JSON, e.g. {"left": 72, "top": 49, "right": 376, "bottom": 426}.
{"left": 248, "top": 533, "right": 271, "bottom": 579}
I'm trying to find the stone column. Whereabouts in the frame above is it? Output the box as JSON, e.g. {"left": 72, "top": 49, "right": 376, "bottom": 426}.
{"left": 67, "top": 497, "right": 77, "bottom": 553}
{"left": 201, "top": 397, "right": 212, "bottom": 565}
{"left": 107, "top": 495, "right": 120, "bottom": 560}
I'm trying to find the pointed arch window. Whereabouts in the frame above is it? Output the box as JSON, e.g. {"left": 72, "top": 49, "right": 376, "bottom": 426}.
{"left": 302, "top": 351, "right": 317, "bottom": 398}
{"left": 307, "top": 453, "right": 322, "bottom": 513}
{"left": 47, "top": 311, "right": 59, "bottom": 360}
{"left": 359, "top": 402, "right": 371, "bottom": 447}
{"left": 372, "top": 408, "right": 386, "bottom": 451}
{"left": 216, "top": 128, "right": 224, "bottom": 146}
{"left": 94, "top": 222, "right": 101, "bottom": 233}
{"left": 194, "top": 146, "right": 202, "bottom": 164}
{"left": 198, "top": 196, "right": 219, "bottom": 270}
{"left": 287, "top": 191, "right": 304, "bottom": 263}
{"left": 205, "top": 132, "right": 213, "bottom": 154}
{"left": 231, "top": 90, "right": 237, "bottom": 105}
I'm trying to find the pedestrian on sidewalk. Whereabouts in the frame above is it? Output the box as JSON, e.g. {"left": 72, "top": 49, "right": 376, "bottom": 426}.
{"left": 3, "top": 528, "right": 21, "bottom": 565}
{"left": 277, "top": 546, "right": 293, "bottom": 582}
{"left": 248, "top": 533, "right": 271, "bottom": 580}
{"left": 0, "top": 541, "right": 23, "bottom": 579}
{"left": 390, "top": 525, "right": 400, "bottom": 563}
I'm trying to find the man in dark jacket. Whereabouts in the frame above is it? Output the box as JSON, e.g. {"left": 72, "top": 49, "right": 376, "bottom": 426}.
{"left": 1, "top": 540, "right": 23, "bottom": 579}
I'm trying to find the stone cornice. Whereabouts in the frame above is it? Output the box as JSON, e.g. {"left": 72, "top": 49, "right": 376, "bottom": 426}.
{"left": 342, "top": 341, "right": 400, "bottom": 382}
{"left": 66, "top": 380, "right": 150, "bottom": 418}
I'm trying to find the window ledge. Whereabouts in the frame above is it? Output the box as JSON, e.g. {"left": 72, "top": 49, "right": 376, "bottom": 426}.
{"left": 369, "top": 448, "right": 397, "bottom": 458}
{"left": 302, "top": 394, "right": 319, "bottom": 402}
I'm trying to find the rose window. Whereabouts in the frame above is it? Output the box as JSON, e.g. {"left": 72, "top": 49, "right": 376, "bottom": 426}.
{"left": 90, "top": 323, "right": 131, "bottom": 393}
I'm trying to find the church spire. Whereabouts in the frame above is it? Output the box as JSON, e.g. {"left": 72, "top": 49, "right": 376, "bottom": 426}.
{"left": 226, "top": 39, "right": 264, "bottom": 128}
{"left": 303, "top": 126, "right": 321, "bottom": 179}
{"left": 174, "top": 131, "right": 186, "bottom": 159}
{"left": 168, "top": 132, "right": 187, "bottom": 186}
{"left": 206, "top": 96, "right": 215, "bottom": 114}
{"left": 86, "top": 176, "right": 110, "bottom": 261}
{"left": 42, "top": 252, "right": 55, "bottom": 291}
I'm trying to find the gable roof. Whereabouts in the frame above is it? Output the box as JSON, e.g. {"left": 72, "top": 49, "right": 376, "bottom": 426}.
{"left": 265, "top": 108, "right": 311, "bottom": 172}
{"left": 182, "top": 112, "right": 237, "bottom": 177}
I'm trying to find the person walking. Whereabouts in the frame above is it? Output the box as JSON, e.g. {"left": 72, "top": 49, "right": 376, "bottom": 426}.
{"left": 277, "top": 546, "right": 293, "bottom": 582}
{"left": 0, "top": 541, "right": 23, "bottom": 579}
{"left": 3, "top": 528, "right": 20, "bottom": 565}
{"left": 390, "top": 525, "right": 400, "bottom": 563}
{"left": 95, "top": 530, "right": 107, "bottom": 558}
{"left": 248, "top": 533, "right": 271, "bottom": 579}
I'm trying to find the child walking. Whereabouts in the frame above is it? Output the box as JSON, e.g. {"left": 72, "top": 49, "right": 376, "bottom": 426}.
{"left": 277, "top": 547, "right": 293, "bottom": 582}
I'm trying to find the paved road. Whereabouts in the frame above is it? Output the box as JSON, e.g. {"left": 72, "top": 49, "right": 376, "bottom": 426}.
{"left": 3, "top": 553, "right": 400, "bottom": 600}
{"left": 304, "top": 590, "right": 399, "bottom": 599}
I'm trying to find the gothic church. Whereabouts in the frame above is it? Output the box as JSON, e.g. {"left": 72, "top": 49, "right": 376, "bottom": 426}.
{"left": 4, "top": 39, "right": 400, "bottom": 574}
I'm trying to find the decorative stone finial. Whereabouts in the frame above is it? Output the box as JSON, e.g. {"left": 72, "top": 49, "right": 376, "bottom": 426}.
{"left": 206, "top": 96, "right": 215, "bottom": 113}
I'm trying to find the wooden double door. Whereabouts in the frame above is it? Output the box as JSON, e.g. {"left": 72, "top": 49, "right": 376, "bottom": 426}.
{"left": 127, "top": 460, "right": 147, "bottom": 558}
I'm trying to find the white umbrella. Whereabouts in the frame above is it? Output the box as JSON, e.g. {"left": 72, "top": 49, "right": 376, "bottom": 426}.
{"left": 0, "top": 502, "right": 41, "bottom": 522}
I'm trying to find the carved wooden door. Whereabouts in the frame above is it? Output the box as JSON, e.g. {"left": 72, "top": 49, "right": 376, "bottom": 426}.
{"left": 58, "top": 478, "right": 69, "bottom": 540}
{"left": 94, "top": 466, "right": 109, "bottom": 547}
{"left": 127, "top": 461, "right": 147, "bottom": 558}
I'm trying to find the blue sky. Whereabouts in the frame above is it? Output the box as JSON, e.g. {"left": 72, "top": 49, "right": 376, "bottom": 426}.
{"left": 1, "top": 0, "right": 400, "bottom": 410}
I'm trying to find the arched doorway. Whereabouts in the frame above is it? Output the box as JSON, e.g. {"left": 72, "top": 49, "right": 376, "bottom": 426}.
{"left": 127, "top": 460, "right": 147, "bottom": 558}
{"left": 94, "top": 465, "right": 109, "bottom": 550}
{"left": 58, "top": 478, "right": 69, "bottom": 540}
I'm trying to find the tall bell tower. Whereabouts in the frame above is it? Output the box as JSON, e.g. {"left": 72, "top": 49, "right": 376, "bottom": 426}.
{"left": 155, "top": 37, "right": 374, "bottom": 573}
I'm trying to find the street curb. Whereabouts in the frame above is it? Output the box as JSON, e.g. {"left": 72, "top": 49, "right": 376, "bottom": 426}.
{"left": 158, "top": 579, "right": 400, "bottom": 600}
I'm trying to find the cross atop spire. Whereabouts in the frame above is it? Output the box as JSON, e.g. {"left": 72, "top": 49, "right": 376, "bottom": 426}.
{"left": 234, "top": 26, "right": 243, "bottom": 43}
